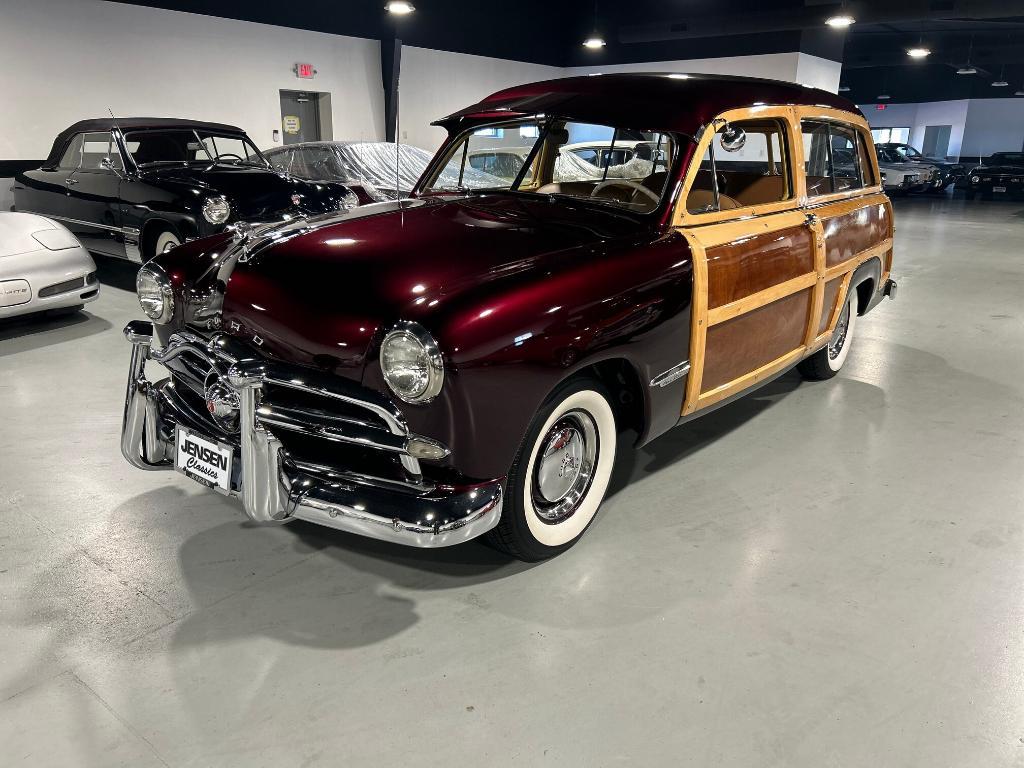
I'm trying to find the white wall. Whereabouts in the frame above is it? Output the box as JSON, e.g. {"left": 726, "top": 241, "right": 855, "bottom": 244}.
{"left": 399, "top": 46, "right": 561, "bottom": 152}
{"left": 961, "top": 99, "right": 1024, "bottom": 157}
{"left": 860, "top": 98, "right": 1024, "bottom": 159}
{"left": 0, "top": 0, "right": 385, "bottom": 160}
{"left": 566, "top": 52, "right": 842, "bottom": 93}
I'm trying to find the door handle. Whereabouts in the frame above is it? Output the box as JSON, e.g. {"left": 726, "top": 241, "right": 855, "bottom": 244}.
{"left": 804, "top": 213, "right": 819, "bottom": 228}
{"left": 65, "top": 178, "right": 79, "bottom": 187}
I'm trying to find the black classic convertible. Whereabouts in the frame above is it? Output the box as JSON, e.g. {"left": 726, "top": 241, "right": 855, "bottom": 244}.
{"left": 13, "top": 118, "right": 359, "bottom": 262}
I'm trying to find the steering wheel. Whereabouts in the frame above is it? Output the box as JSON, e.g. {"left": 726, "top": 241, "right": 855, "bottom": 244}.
{"left": 591, "top": 179, "right": 660, "bottom": 204}
{"left": 214, "top": 153, "right": 244, "bottom": 162}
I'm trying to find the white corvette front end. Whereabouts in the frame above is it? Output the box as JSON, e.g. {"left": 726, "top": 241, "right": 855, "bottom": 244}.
{"left": 0, "top": 213, "right": 99, "bottom": 319}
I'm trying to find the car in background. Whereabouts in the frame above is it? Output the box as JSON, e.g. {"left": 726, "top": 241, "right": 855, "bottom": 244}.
{"left": 878, "top": 142, "right": 964, "bottom": 191}
{"left": 875, "top": 147, "right": 929, "bottom": 194}
{"left": 0, "top": 212, "right": 99, "bottom": 319}
{"left": 13, "top": 118, "right": 359, "bottom": 263}
{"left": 961, "top": 152, "right": 1024, "bottom": 199}
{"left": 266, "top": 140, "right": 503, "bottom": 199}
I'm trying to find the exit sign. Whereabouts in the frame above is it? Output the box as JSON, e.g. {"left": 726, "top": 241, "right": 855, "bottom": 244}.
{"left": 294, "top": 62, "right": 316, "bottom": 79}
{"left": 876, "top": 104, "right": 887, "bottom": 110}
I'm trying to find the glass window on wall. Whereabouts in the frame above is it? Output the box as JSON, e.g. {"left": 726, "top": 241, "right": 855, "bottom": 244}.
{"left": 870, "top": 127, "right": 911, "bottom": 145}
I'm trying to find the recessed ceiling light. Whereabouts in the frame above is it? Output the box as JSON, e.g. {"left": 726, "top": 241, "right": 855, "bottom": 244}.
{"left": 667, "top": 73, "right": 690, "bottom": 80}
{"left": 826, "top": 14, "right": 855, "bottom": 28}
{"left": 877, "top": 94, "right": 891, "bottom": 100}
{"left": 1016, "top": 89, "right": 1024, "bottom": 96}
{"left": 956, "top": 66, "right": 977, "bottom": 75}
{"left": 583, "top": 36, "right": 606, "bottom": 49}
{"left": 384, "top": 1, "right": 415, "bottom": 14}
{"left": 907, "top": 47, "right": 930, "bottom": 59}
{"left": 992, "top": 80, "right": 1009, "bottom": 87}
{"left": 838, "top": 85, "right": 850, "bottom": 92}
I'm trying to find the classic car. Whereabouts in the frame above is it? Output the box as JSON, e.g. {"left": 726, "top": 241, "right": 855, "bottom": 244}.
{"left": 875, "top": 147, "right": 926, "bottom": 194}
{"left": 961, "top": 152, "right": 1024, "bottom": 199}
{"left": 119, "top": 74, "right": 897, "bottom": 561}
{"left": 877, "top": 142, "right": 964, "bottom": 190}
{"left": 13, "top": 118, "right": 359, "bottom": 263}
{"left": 265, "top": 140, "right": 503, "bottom": 199}
{"left": 0, "top": 212, "right": 99, "bottom": 319}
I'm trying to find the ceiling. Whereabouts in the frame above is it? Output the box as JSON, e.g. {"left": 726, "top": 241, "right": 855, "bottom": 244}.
{"left": 113, "top": 0, "right": 1024, "bottom": 102}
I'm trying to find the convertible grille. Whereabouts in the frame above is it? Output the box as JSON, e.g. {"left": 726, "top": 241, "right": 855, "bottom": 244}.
{"left": 156, "top": 329, "right": 427, "bottom": 486}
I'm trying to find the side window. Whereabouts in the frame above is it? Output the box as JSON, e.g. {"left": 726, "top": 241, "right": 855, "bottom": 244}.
{"left": 802, "top": 120, "right": 871, "bottom": 197}
{"left": 80, "top": 132, "right": 121, "bottom": 173}
{"left": 58, "top": 134, "right": 84, "bottom": 170}
{"left": 267, "top": 149, "right": 292, "bottom": 173}
{"left": 856, "top": 133, "right": 876, "bottom": 186}
{"left": 686, "top": 118, "right": 792, "bottom": 213}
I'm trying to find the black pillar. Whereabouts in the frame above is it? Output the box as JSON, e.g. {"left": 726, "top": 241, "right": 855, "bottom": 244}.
{"left": 381, "top": 37, "right": 403, "bottom": 143}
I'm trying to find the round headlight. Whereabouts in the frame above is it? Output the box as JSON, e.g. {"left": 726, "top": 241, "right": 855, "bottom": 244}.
{"left": 202, "top": 195, "right": 231, "bottom": 224}
{"left": 339, "top": 189, "right": 360, "bottom": 211}
{"left": 380, "top": 322, "right": 444, "bottom": 403}
{"left": 136, "top": 264, "right": 174, "bottom": 323}
{"left": 971, "top": 175, "right": 981, "bottom": 184}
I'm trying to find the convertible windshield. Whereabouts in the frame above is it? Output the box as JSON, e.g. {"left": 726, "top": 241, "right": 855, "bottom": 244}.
{"left": 123, "top": 129, "right": 267, "bottom": 168}
{"left": 990, "top": 153, "right": 1024, "bottom": 164}
{"left": 421, "top": 118, "right": 676, "bottom": 214}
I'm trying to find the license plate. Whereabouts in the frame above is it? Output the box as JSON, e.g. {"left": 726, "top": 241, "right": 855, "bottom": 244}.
{"left": 993, "top": 186, "right": 1007, "bottom": 193}
{"left": 175, "top": 426, "right": 233, "bottom": 494}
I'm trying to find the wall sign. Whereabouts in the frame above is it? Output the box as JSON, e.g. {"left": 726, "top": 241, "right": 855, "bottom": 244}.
{"left": 283, "top": 116, "right": 301, "bottom": 134}
{"left": 294, "top": 62, "right": 316, "bottom": 79}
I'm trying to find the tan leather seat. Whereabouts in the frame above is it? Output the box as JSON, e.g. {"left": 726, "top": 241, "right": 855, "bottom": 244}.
{"left": 733, "top": 175, "right": 785, "bottom": 205}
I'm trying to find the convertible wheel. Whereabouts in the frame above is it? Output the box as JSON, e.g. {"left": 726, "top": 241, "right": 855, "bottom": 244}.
{"left": 485, "top": 378, "right": 617, "bottom": 561}
{"left": 151, "top": 230, "right": 181, "bottom": 260}
{"left": 798, "top": 289, "right": 858, "bottom": 381}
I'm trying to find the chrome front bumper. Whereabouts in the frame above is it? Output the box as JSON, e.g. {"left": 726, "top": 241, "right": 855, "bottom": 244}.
{"left": 120, "top": 321, "right": 502, "bottom": 547}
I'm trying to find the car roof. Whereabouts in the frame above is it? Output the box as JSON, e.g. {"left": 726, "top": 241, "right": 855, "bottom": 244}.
{"left": 42, "top": 117, "right": 247, "bottom": 169}
{"left": 436, "top": 73, "right": 861, "bottom": 137}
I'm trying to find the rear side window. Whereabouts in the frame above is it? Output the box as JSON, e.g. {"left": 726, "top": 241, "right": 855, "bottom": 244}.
{"left": 58, "top": 135, "right": 84, "bottom": 169}
{"left": 802, "top": 120, "right": 874, "bottom": 196}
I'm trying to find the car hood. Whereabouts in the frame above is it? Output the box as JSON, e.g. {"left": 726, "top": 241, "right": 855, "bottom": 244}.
{"left": 974, "top": 164, "right": 1024, "bottom": 175}
{"left": 140, "top": 164, "right": 341, "bottom": 218}
{"left": 219, "top": 194, "right": 648, "bottom": 371}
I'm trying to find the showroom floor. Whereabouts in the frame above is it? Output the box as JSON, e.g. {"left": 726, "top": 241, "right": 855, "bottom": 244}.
{"left": 2, "top": 195, "right": 1023, "bottom": 767}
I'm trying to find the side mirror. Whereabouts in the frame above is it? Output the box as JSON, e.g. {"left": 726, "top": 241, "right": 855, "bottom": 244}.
{"left": 101, "top": 157, "right": 123, "bottom": 176}
{"left": 719, "top": 124, "right": 747, "bottom": 153}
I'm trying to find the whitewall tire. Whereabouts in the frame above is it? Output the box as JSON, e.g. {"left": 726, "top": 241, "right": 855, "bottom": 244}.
{"left": 152, "top": 230, "right": 181, "bottom": 260}
{"left": 798, "top": 288, "right": 858, "bottom": 380}
{"left": 486, "top": 378, "right": 617, "bottom": 561}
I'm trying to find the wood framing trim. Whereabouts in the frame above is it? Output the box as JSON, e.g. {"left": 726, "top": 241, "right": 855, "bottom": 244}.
{"left": 680, "top": 229, "right": 708, "bottom": 416}
{"left": 824, "top": 238, "right": 893, "bottom": 280}
{"left": 708, "top": 271, "right": 817, "bottom": 325}
{"left": 696, "top": 346, "right": 806, "bottom": 410}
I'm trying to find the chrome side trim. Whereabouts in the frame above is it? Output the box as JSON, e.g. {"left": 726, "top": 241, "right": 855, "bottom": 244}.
{"left": 650, "top": 360, "right": 691, "bottom": 388}
{"left": 21, "top": 211, "right": 133, "bottom": 235}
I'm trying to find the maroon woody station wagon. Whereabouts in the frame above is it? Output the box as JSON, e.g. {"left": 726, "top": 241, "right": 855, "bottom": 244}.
{"left": 121, "top": 74, "right": 897, "bottom": 561}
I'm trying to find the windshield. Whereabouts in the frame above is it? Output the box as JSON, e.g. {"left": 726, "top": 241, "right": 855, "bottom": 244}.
{"left": 420, "top": 118, "right": 676, "bottom": 214}
{"left": 990, "top": 153, "right": 1024, "bottom": 164}
{"left": 123, "top": 129, "right": 268, "bottom": 168}
{"left": 891, "top": 145, "right": 922, "bottom": 160}
{"left": 877, "top": 148, "right": 905, "bottom": 164}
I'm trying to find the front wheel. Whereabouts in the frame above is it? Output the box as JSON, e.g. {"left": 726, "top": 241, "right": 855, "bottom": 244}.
{"left": 485, "top": 378, "right": 617, "bottom": 561}
{"left": 798, "top": 288, "right": 858, "bottom": 381}
{"left": 149, "top": 230, "right": 181, "bottom": 261}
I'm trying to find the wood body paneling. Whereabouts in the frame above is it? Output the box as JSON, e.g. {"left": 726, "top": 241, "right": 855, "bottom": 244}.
{"left": 706, "top": 225, "right": 813, "bottom": 309}
{"left": 818, "top": 277, "right": 843, "bottom": 336}
{"left": 822, "top": 203, "right": 890, "bottom": 268}
{"left": 702, "top": 289, "right": 812, "bottom": 392}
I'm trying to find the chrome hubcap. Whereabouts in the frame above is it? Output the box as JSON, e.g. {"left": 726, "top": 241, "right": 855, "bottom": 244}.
{"left": 532, "top": 410, "right": 598, "bottom": 523}
{"left": 828, "top": 300, "right": 851, "bottom": 360}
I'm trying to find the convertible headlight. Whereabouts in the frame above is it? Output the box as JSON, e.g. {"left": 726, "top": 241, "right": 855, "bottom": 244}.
{"left": 202, "top": 195, "right": 231, "bottom": 224}
{"left": 380, "top": 322, "right": 444, "bottom": 403}
{"left": 136, "top": 265, "right": 174, "bottom": 323}
{"left": 339, "top": 189, "right": 360, "bottom": 211}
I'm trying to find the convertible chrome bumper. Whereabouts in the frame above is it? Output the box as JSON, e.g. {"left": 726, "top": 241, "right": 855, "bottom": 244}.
{"left": 120, "top": 321, "right": 502, "bottom": 547}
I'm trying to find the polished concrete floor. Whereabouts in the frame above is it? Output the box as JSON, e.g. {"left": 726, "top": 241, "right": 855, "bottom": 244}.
{"left": 2, "top": 195, "right": 1023, "bottom": 767}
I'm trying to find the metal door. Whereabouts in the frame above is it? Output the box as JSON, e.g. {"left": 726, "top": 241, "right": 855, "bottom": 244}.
{"left": 280, "top": 91, "right": 322, "bottom": 146}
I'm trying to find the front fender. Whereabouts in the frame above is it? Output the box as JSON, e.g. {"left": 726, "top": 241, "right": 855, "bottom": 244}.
{"left": 362, "top": 230, "right": 695, "bottom": 480}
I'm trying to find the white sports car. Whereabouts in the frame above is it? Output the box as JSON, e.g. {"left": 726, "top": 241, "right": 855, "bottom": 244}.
{"left": 0, "top": 212, "right": 99, "bottom": 319}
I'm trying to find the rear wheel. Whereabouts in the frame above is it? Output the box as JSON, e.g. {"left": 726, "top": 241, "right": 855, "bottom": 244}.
{"left": 798, "top": 289, "right": 858, "bottom": 381}
{"left": 485, "top": 378, "right": 617, "bottom": 561}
